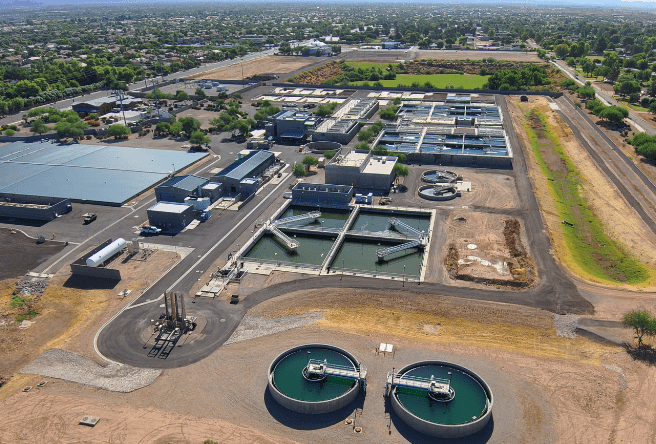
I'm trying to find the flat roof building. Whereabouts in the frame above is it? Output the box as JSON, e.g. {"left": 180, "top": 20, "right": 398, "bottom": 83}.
{"left": 147, "top": 201, "right": 195, "bottom": 231}
{"left": 325, "top": 150, "right": 397, "bottom": 192}
{"left": 291, "top": 182, "right": 353, "bottom": 206}
{"left": 268, "top": 110, "right": 322, "bottom": 141}
{"left": 313, "top": 98, "right": 379, "bottom": 144}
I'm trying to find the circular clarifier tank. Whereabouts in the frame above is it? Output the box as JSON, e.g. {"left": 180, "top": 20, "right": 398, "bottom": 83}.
{"left": 268, "top": 344, "right": 365, "bottom": 414}
{"left": 418, "top": 184, "right": 458, "bottom": 201}
{"left": 421, "top": 170, "right": 458, "bottom": 184}
{"left": 390, "top": 361, "right": 493, "bottom": 438}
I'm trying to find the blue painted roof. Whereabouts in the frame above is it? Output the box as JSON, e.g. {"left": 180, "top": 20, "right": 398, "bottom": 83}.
{"left": 0, "top": 141, "right": 208, "bottom": 204}
{"left": 216, "top": 150, "right": 274, "bottom": 182}
{"left": 158, "top": 174, "right": 208, "bottom": 192}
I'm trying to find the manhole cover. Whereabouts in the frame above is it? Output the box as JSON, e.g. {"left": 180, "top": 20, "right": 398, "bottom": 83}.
{"left": 220, "top": 319, "right": 225, "bottom": 322}
{"left": 354, "top": 427, "right": 363, "bottom": 434}
{"left": 345, "top": 419, "right": 353, "bottom": 425}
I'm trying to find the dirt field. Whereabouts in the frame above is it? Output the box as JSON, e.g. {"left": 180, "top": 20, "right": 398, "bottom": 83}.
{"left": 188, "top": 56, "right": 317, "bottom": 80}
{"left": 0, "top": 249, "right": 180, "bottom": 383}
{"left": 440, "top": 211, "right": 533, "bottom": 287}
{"left": 507, "top": 95, "right": 656, "bottom": 289}
{"left": 345, "top": 49, "right": 541, "bottom": 62}
{"left": 0, "top": 228, "right": 66, "bottom": 281}
{"left": 1, "top": 288, "right": 652, "bottom": 443}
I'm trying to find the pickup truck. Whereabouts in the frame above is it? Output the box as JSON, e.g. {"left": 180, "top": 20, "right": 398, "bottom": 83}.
{"left": 83, "top": 213, "right": 97, "bottom": 224}
{"left": 140, "top": 226, "right": 161, "bottom": 235}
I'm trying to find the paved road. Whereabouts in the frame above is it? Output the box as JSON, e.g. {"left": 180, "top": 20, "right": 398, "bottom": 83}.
{"left": 552, "top": 60, "right": 656, "bottom": 135}
{"left": 96, "top": 94, "right": 593, "bottom": 369}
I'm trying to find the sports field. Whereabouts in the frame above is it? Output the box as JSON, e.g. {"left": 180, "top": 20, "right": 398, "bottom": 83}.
{"left": 351, "top": 73, "right": 489, "bottom": 89}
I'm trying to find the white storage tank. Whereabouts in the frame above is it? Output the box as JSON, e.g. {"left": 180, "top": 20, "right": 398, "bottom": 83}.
{"left": 85, "top": 238, "right": 127, "bottom": 267}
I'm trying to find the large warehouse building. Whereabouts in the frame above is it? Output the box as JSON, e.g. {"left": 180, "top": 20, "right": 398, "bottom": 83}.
{"left": 211, "top": 150, "right": 276, "bottom": 196}
{"left": 0, "top": 141, "right": 208, "bottom": 206}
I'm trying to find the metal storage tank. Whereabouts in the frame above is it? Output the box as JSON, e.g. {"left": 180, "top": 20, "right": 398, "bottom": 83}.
{"left": 85, "top": 238, "right": 127, "bottom": 267}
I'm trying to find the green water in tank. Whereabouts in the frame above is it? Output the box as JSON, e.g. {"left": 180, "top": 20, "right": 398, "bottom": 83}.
{"left": 272, "top": 347, "right": 356, "bottom": 402}
{"left": 395, "top": 365, "right": 489, "bottom": 425}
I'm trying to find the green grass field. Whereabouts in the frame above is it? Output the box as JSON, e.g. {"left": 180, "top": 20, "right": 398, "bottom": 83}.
{"left": 618, "top": 100, "right": 649, "bottom": 112}
{"left": 351, "top": 74, "right": 489, "bottom": 89}
{"left": 523, "top": 109, "right": 649, "bottom": 284}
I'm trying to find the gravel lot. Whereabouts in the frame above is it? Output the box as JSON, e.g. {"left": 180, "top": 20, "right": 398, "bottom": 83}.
{"left": 20, "top": 348, "right": 161, "bottom": 393}
{"left": 554, "top": 313, "right": 579, "bottom": 338}
{"left": 225, "top": 312, "right": 322, "bottom": 345}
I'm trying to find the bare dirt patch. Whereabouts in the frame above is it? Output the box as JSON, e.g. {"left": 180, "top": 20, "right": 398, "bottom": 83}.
{"left": 441, "top": 211, "right": 535, "bottom": 289}
{"left": 0, "top": 249, "right": 180, "bottom": 388}
{"left": 188, "top": 56, "right": 316, "bottom": 80}
{"left": 0, "top": 285, "right": 652, "bottom": 444}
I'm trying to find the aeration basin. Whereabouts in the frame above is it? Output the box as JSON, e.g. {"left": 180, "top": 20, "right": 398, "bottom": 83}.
{"left": 389, "top": 361, "right": 493, "bottom": 438}
{"left": 268, "top": 344, "right": 365, "bottom": 414}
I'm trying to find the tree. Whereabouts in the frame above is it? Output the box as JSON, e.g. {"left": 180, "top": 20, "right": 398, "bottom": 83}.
{"left": 393, "top": 163, "right": 409, "bottom": 180}
{"left": 292, "top": 163, "right": 306, "bottom": 177}
{"left": 107, "top": 124, "right": 131, "bottom": 139}
{"left": 30, "top": 118, "right": 50, "bottom": 135}
{"left": 622, "top": 310, "right": 656, "bottom": 347}
{"left": 554, "top": 43, "right": 570, "bottom": 59}
{"left": 175, "top": 90, "right": 189, "bottom": 101}
{"left": 379, "top": 106, "right": 398, "bottom": 121}
{"left": 598, "top": 106, "right": 628, "bottom": 124}
{"left": 301, "top": 155, "right": 319, "bottom": 172}
{"left": 88, "top": 113, "right": 99, "bottom": 121}
{"left": 178, "top": 116, "right": 201, "bottom": 137}
{"left": 4, "top": 129, "right": 15, "bottom": 136}
{"left": 154, "top": 122, "right": 170, "bottom": 136}
{"left": 576, "top": 86, "right": 596, "bottom": 100}
{"left": 189, "top": 131, "right": 210, "bottom": 147}
{"left": 195, "top": 87, "right": 207, "bottom": 99}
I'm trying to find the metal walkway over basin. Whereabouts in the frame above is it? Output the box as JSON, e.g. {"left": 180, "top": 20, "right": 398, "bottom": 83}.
{"left": 274, "top": 211, "right": 321, "bottom": 227}
{"left": 305, "top": 358, "right": 367, "bottom": 391}
{"left": 377, "top": 239, "right": 423, "bottom": 259}
{"left": 385, "top": 371, "right": 452, "bottom": 399}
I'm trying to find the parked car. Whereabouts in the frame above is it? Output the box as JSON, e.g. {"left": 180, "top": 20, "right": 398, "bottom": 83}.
{"left": 83, "top": 213, "right": 97, "bottom": 224}
{"left": 140, "top": 226, "right": 161, "bottom": 235}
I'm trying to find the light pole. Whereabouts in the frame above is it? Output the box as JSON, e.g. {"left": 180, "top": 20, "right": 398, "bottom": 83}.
{"left": 403, "top": 265, "right": 406, "bottom": 287}
{"left": 342, "top": 259, "right": 344, "bottom": 281}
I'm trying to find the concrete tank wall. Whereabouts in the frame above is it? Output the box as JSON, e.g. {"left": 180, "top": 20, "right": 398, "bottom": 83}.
{"left": 390, "top": 360, "right": 493, "bottom": 438}
{"left": 268, "top": 344, "right": 363, "bottom": 414}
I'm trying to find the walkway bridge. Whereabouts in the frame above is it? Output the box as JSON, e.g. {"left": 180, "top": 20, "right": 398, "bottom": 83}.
{"left": 377, "top": 218, "right": 428, "bottom": 259}
{"left": 305, "top": 358, "right": 367, "bottom": 391}
{"left": 385, "top": 371, "right": 452, "bottom": 400}
{"left": 265, "top": 211, "right": 320, "bottom": 250}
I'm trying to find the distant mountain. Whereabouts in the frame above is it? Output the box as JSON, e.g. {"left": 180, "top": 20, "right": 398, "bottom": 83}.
{"left": 0, "top": 0, "right": 43, "bottom": 7}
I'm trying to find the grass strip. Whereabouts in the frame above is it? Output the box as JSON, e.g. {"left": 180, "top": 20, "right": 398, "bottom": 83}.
{"left": 522, "top": 108, "right": 648, "bottom": 284}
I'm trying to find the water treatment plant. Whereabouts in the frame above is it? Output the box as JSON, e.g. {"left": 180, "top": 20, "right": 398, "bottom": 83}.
{"left": 387, "top": 361, "right": 494, "bottom": 438}
{"left": 5, "top": 45, "right": 632, "bottom": 443}
{"left": 268, "top": 344, "right": 367, "bottom": 414}
{"left": 242, "top": 201, "right": 433, "bottom": 280}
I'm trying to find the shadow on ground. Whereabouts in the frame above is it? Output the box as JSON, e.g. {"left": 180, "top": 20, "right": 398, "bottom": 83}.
{"left": 263, "top": 386, "right": 364, "bottom": 430}
{"left": 624, "top": 343, "right": 656, "bottom": 366}
{"left": 384, "top": 396, "right": 494, "bottom": 443}
{"left": 62, "top": 274, "right": 120, "bottom": 290}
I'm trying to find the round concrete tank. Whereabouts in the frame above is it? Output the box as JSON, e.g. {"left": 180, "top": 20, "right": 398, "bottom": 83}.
{"left": 390, "top": 361, "right": 493, "bottom": 438}
{"left": 86, "top": 238, "right": 127, "bottom": 267}
{"left": 421, "top": 170, "right": 458, "bottom": 184}
{"left": 418, "top": 185, "right": 458, "bottom": 201}
{"left": 268, "top": 344, "right": 365, "bottom": 414}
